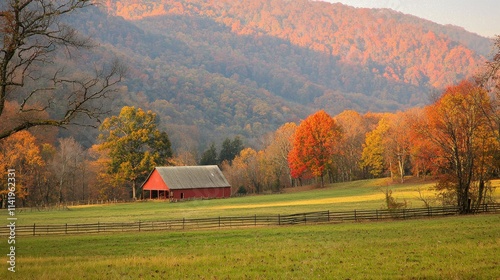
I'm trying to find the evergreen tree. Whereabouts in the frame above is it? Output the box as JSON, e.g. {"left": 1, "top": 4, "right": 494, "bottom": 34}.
{"left": 219, "top": 136, "right": 244, "bottom": 164}
{"left": 200, "top": 143, "right": 218, "bottom": 165}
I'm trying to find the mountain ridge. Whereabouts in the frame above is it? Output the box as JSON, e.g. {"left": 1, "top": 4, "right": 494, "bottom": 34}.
{"left": 64, "top": 0, "right": 492, "bottom": 150}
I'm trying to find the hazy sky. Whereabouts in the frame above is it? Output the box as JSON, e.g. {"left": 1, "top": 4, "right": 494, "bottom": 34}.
{"left": 323, "top": 0, "right": 499, "bottom": 38}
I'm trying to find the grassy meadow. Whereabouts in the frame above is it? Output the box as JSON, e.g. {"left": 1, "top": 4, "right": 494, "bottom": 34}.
{"left": 12, "top": 177, "right": 484, "bottom": 225}
{"left": 2, "top": 215, "right": 499, "bottom": 279}
{"left": 1, "top": 178, "right": 499, "bottom": 279}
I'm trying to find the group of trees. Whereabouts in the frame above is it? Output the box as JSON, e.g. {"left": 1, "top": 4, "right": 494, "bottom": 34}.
{"left": 0, "top": 1, "right": 498, "bottom": 214}
{"left": 0, "top": 131, "right": 88, "bottom": 207}
{"left": 221, "top": 76, "right": 499, "bottom": 213}
{"left": 199, "top": 137, "right": 244, "bottom": 166}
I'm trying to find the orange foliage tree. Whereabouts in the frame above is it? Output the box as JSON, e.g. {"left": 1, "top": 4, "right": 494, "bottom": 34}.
{"left": 0, "top": 131, "right": 44, "bottom": 207}
{"left": 420, "top": 80, "right": 497, "bottom": 213}
{"left": 288, "top": 110, "right": 341, "bottom": 187}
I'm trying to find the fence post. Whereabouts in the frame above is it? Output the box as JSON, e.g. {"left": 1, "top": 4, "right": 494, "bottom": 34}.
{"left": 278, "top": 214, "right": 281, "bottom": 226}
{"left": 33, "top": 223, "right": 35, "bottom": 236}
{"left": 98, "top": 222, "right": 100, "bottom": 233}
{"left": 254, "top": 214, "right": 257, "bottom": 227}
{"left": 218, "top": 216, "right": 221, "bottom": 228}
{"left": 327, "top": 210, "right": 330, "bottom": 222}
{"left": 65, "top": 223, "right": 67, "bottom": 234}
{"left": 183, "top": 218, "right": 185, "bottom": 230}
{"left": 139, "top": 221, "right": 141, "bottom": 232}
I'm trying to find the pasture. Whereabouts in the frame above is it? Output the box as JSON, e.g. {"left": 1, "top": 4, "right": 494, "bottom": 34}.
{"left": 1, "top": 178, "right": 499, "bottom": 279}
{"left": 2, "top": 215, "right": 500, "bottom": 279}
{"left": 13, "top": 178, "right": 459, "bottom": 225}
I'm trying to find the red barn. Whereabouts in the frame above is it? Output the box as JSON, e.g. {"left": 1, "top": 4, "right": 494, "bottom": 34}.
{"left": 141, "top": 166, "right": 231, "bottom": 200}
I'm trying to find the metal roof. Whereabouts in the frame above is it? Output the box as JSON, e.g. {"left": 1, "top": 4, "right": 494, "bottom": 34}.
{"left": 153, "top": 165, "right": 230, "bottom": 190}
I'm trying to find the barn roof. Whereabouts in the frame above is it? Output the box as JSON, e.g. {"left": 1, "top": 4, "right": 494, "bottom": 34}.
{"left": 147, "top": 165, "right": 230, "bottom": 190}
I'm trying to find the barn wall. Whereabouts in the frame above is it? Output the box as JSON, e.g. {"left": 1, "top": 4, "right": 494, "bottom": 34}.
{"left": 171, "top": 187, "right": 231, "bottom": 199}
{"left": 143, "top": 170, "right": 169, "bottom": 191}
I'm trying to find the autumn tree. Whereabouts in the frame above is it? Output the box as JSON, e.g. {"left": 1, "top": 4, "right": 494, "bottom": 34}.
{"left": 263, "top": 122, "right": 296, "bottom": 190}
{"left": 360, "top": 118, "right": 389, "bottom": 178}
{"left": 0, "top": 131, "right": 44, "bottom": 207}
{"left": 384, "top": 112, "right": 413, "bottom": 183}
{"left": 0, "top": 0, "right": 125, "bottom": 140}
{"left": 97, "top": 106, "right": 173, "bottom": 199}
{"left": 232, "top": 148, "right": 267, "bottom": 193}
{"left": 420, "top": 81, "right": 497, "bottom": 213}
{"left": 334, "top": 110, "right": 371, "bottom": 181}
{"left": 87, "top": 143, "right": 128, "bottom": 200}
{"left": 407, "top": 108, "right": 439, "bottom": 178}
{"left": 288, "top": 110, "right": 341, "bottom": 187}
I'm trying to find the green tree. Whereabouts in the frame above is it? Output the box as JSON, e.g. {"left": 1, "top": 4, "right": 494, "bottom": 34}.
{"left": 200, "top": 143, "right": 217, "bottom": 165}
{"left": 98, "top": 106, "right": 173, "bottom": 199}
{"left": 219, "top": 136, "right": 244, "bottom": 165}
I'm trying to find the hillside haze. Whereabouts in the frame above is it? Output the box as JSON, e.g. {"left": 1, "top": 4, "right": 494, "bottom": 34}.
{"left": 66, "top": 0, "right": 491, "bottom": 150}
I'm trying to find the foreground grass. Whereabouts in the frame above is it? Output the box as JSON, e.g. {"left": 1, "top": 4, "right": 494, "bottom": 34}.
{"left": 13, "top": 178, "right": 498, "bottom": 225}
{"left": 2, "top": 214, "right": 499, "bottom": 279}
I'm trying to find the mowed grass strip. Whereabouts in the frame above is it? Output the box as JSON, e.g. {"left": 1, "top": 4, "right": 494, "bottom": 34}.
{"left": 3, "top": 214, "right": 499, "bottom": 279}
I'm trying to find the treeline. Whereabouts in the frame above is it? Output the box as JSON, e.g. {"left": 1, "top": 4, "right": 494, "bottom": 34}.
{"left": 2, "top": 77, "right": 497, "bottom": 211}
{"left": 0, "top": 0, "right": 497, "bottom": 211}
{"left": 222, "top": 81, "right": 499, "bottom": 214}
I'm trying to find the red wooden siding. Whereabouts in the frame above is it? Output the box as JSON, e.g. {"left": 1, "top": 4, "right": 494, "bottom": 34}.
{"left": 170, "top": 187, "right": 231, "bottom": 199}
{"left": 142, "top": 169, "right": 169, "bottom": 191}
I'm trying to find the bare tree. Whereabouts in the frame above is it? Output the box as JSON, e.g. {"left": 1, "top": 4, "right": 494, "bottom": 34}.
{"left": 0, "top": 0, "right": 125, "bottom": 140}
{"left": 52, "top": 137, "right": 84, "bottom": 203}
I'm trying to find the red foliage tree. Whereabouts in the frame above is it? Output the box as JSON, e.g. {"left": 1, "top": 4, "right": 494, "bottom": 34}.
{"left": 288, "top": 110, "right": 341, "bottom": 187}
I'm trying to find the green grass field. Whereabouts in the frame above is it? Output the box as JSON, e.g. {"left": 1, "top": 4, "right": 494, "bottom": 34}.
{"left": 9, "top": 179, "right": 500, "bottom": 225}
{"left": 2, "top": 215, "right": 499, "bottom": 279}
{"left": 1, "top": 178, "right": 499, "bottom": 279}
{"left": 13, "top": 177, "right": 489, "bottom": 225}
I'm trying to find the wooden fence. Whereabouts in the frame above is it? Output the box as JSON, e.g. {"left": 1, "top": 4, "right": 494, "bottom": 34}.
{"left": 2, "top": 204, "right": 499, "bottom": 236}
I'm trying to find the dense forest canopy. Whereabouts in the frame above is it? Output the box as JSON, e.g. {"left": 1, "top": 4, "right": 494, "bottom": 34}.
{"left": 48, "top": 0, "right": 490, "bottom": 150}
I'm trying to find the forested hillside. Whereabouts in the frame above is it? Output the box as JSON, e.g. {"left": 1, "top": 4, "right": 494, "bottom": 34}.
{"left": 64, "top": 0, "right": 491, "bottom": 150}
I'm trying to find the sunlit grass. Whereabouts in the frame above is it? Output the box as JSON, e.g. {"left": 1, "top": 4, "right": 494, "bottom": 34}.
{"left": 3, "top": 214, "right": 499, "bottom": 279}
{"left": 8, "top": 178, "right": 499, "bottom": 225}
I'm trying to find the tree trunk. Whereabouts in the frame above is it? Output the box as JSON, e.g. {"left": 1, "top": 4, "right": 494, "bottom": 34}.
{"left": 132, "top": 181, "right": 137, "bottom": 200}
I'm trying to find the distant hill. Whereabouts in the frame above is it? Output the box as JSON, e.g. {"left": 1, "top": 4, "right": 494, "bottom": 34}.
{"left": 63, "top": 0, "right": 492, "bottom": 151}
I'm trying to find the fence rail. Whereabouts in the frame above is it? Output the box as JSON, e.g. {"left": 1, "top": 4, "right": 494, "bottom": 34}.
{"left": 2, "top": 204, "right": 499, "bottom": 236}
